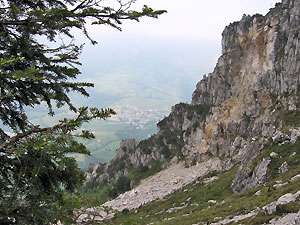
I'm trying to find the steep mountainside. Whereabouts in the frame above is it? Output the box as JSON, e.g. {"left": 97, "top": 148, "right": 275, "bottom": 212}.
{"left": 82, "top": 0, "right": 300, "bottom": 223}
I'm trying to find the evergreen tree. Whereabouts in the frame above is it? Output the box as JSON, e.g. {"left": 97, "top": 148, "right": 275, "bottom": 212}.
{"left": 0, "top": 1, "right": 166, "bottom": 224}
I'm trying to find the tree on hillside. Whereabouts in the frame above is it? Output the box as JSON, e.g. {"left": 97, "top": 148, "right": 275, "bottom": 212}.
{"left": 0, "top": 0, "right": 166, "bottom": 224}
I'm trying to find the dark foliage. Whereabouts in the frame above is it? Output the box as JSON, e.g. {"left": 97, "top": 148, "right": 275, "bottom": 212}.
{"left": 0, "top": 0, "right": 165, "bottom": 224}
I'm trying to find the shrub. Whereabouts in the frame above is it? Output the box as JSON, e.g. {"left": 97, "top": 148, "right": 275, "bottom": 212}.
{"left": 116, "top": 176, "right": 131, "bottom": 193}
{"left": 161, "top": 146, "right": 172, "bottom": 159}
{"left": 280, "top": 110, "right": 300, "bottom": 127}
{"left": 108, "top": 187, "right": 119, "bottom": 199}
{"left": 138, "top": 164, "right": 149, "bottom": 173}
{"left": 276, "top": 202, "right": 300, "bottom": 215}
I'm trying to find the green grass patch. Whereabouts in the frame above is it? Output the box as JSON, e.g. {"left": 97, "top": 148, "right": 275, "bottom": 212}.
{"left": 78, "top": 185, "right": 111, "bottom": 207}
{"left": 261, "top": 139, "right": 300, "bottom": 180}
{"left": 279, "top": 110, "right": 300, "bottom": 127}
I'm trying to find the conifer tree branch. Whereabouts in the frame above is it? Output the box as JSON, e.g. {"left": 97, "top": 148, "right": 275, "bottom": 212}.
{"left": 0, "top": 126, "right": 53, "bottom": 153}
{"left": 0, "top": 0, "right": 164, "bottom": 223}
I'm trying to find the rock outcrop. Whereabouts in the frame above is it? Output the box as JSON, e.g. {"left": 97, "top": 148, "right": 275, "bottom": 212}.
{"left": 85, "top": 0, "right": 300, "bottom": 201}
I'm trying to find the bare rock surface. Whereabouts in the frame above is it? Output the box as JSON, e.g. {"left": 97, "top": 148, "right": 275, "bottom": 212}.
{"left": 211, "top": 209, "right": 259, "bottom": 225}
{"left": 268, "top": 211, "right": 300, "bottom": 225}
{"left": 263, "top": 191, "right": 300, "bottom": 215}
{"left": 78, "top": 158, "right": 221, "bottom": 223}
{"left": 103, "top": 158, "right": 221, "bottom": 211}
{"left": 291, "top": 174, "right": 300, "bottom": 182}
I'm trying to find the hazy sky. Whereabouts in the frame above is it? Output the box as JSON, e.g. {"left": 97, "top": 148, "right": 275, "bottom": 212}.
{"left": 81, "top": 0, "right": 280, "bottom": 79}
{"left": 78, "top": 0, "right": 281, "bottom": 104}
{"left": 88, "top": 0, "right": 280, "bottom": 42}
{"left": 82, "top": 0, "right": 280, "bottom": 74}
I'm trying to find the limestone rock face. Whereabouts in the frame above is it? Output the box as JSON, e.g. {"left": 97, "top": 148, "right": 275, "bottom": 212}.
{"left": 232, "top": 158, "right": 271, "bottom": 192}
{"left": 193, "top": 0, "right": 300, "bottom": 106}
{"left": 187, "top": 0, "right": 300, "bottom": 191}
{"left": 85, "top": 0, "right": 300, "bottom": 194}
{"left": 263, "top": 191, "right": 300, "bottom": 215}
{"left": 115, "top": 139, "right": 138, "bottom": 160}
{"left": 85, "top": 139, "right": 139, "bottom": 187}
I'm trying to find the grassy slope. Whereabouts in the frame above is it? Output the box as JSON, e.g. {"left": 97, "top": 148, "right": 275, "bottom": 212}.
{"left": 103, "top": 141, "right": 300, "bottom": 225}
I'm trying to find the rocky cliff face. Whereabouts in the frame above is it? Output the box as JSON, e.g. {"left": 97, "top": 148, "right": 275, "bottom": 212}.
{"left": 85, "top": 0, "right": 300, "bottom": 195}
